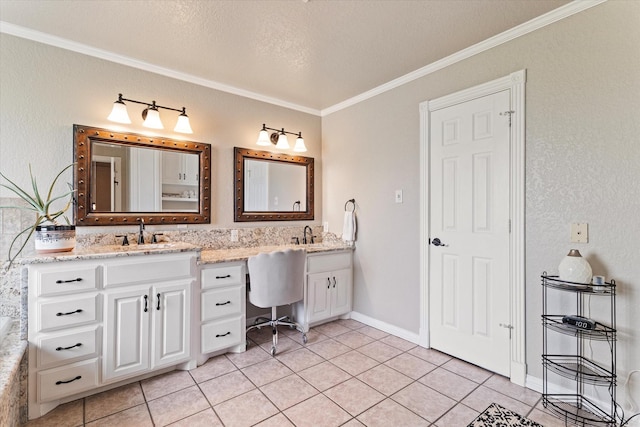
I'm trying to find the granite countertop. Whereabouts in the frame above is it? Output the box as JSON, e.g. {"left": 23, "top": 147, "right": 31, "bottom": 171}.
{"left": 0, "top": 319, "right": 27, "bottom": 404}
{"left": 16, "top": 242, "right": 352, "bottom": 265}
{"left": 199, "top": 243, "right": 353, "bottom": 264}
{"left": 18, "top": 242, "right": 201, "bottom": 264}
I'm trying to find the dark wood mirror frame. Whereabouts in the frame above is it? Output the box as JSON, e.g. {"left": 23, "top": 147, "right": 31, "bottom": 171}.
{"left": 234, "top": 147, "right": 314, "bottom": 222}
{"left": 73, "top": 124, "right": 211, "bottom": 226}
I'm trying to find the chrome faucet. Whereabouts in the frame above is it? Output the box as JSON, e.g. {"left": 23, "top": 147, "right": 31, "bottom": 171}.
{"left": 138, "top": 219, "right": 145, "bottom": 244}
{"left": 303, "top": 225, "right": 314, "bottom": 245}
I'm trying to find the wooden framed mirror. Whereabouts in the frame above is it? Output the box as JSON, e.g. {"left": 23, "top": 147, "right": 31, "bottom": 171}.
{"left": 234, "top": 147, "right": 314, "bottom": 222}
{"left": 74, "top": 124, "right": 211, "bottom": 225}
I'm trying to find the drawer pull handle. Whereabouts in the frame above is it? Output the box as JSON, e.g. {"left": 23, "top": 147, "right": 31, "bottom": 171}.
{"left": 56, "top": 343, "right": 82, "bottom": 351}
{"left": 56, "top": 375, "right": 82, "bottom": 385}
{"left": 216, "top": 274, "right": 231, "bottom": 279}
{"left": 216, "top": 332, "right": 231, "bottom": 338}
{"left": 56, "top": 278, "right": 83, "bottom": 284}
{"left": 157, "top": 293, "right": 161, "bottom": 310}
{"left": 144, "top": 295, "right": 148, "bottom": 312}
{"left": 56, "top": 309, "right": 83, "bottom": 317}
{"left": 216, "top": 301, "right": 231, "bottom": 306}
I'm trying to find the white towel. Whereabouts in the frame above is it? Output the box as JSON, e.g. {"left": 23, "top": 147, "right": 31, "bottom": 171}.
{"left": 342, "top": 211, "right": 356, "bottom": 242}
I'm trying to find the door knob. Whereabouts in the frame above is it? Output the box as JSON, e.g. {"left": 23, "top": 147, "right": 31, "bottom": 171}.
{"left": 431, "top": 238, "right": 448, "bottom": 247}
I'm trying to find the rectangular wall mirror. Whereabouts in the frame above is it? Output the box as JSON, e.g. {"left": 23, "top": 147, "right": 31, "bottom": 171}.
{"left": 74, "top": 124, "right": 211, "bottom": 225}
{"left": 234, "top": 147, "right": 314, "bottom": 221}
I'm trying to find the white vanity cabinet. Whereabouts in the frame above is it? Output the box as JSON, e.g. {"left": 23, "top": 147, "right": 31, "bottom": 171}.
{"left": 102, "top": 254, "right": 193, "bottom": 382}
{"left": 28, "top": 261, "right": 102, "bottom": 419}
{"left": 294, "top": 250, "right": 353, "bottom": 331}
{"left": 197, "top": 262, "right": 246, "bottom": 364}
{"left": 27, "top": 252, "right": 197, "bottom": 420}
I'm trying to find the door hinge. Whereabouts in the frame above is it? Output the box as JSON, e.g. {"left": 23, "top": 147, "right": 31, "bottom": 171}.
{"left": 499, "top": 110, "right": 515, "bottom": 127}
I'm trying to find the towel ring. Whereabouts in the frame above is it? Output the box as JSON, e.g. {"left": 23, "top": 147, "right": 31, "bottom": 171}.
{"left": 344, "top": 199, "right": 356, "bottom": 212}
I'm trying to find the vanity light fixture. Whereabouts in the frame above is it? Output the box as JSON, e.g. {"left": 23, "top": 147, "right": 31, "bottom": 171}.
{"left": 256, "top": 124, "right": 307, "bottom": 152}
{"left": 107, "top": 93, "right": 193, "bottom": 134}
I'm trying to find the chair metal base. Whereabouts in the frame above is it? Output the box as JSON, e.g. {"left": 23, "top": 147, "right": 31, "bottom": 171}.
{"left": 246, "top": 307, "right": 307, "bottom": 355}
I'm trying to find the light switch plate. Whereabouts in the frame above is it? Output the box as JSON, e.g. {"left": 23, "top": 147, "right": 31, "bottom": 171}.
{"left": 395, "top": 190, "right": 403, "bottom": 204}
{"left": 571, "top": 223, "right": 588, "bottom": 243}
{"left": 323, "top": 222, "right": 329, "bottom": 232}
{"left": 230, "top": 229, "right": 239, "bottom": 242}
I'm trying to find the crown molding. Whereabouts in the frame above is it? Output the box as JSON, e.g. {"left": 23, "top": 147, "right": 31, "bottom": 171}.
{"left": 0, "top": 0, "right": 606, "bottom": 117}
{"left": 0, "top": 21, "right": 322, "bottom": 117}
{"left": 320, "top": 0, "right": 607, "bottom": 116}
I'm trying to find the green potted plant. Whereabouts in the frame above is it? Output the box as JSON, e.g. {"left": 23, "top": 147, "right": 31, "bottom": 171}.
{"left": 0, "top": 164, "right": 76, "bottom": 266}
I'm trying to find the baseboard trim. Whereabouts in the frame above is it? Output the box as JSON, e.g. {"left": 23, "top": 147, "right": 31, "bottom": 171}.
{"left": 349, "top": 311, "right": 421, "bottom": 344}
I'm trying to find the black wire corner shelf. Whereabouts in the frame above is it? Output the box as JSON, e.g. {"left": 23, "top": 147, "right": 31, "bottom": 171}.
{"left": 542, "top": 355, "right": 616, "bottom": 386}
{"left": 542, "top": 315, "right": 616, "bottom": 341}
{"left": 543, "top": 394, "right": 616, "bottom": 426}
{"left": 541, "top": 273, "right": 617, "bottom": 426}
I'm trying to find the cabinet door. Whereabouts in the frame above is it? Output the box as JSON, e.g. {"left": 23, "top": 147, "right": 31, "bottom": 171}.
{"left": 162, "top": 151, "right": 183, "bottom": 185}
{"left": 307, "top": 273, "right": 332, "bottom": 323}
{"left": 331, "top": 269, "right": 352, "bottom": 317}
{"left": 103, "top": 288, "right": 150, "bottom": 382}
{"left": 152, "top": 281, "right": 191, "bottom": 368}
{"left": 183, "top": 153, "right": 199, "bottom": 185}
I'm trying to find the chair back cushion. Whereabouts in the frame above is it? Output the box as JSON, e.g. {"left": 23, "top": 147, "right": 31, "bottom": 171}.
{"left": 247, "top": 248, "right": 306, "bottom": 308}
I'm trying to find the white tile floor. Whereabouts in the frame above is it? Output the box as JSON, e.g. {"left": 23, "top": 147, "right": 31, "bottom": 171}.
{"left": 24, "top": 319, "right": 570, "bottom": 426}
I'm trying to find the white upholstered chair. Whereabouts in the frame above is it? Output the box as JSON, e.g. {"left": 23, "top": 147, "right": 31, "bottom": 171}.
{"left": 246, "top": 248, "right": 307, "bottom": 356}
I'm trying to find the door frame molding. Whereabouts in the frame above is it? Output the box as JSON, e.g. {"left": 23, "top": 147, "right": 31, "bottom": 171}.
{"left": 418, "top": 69, "right": 526, "bottom": 385}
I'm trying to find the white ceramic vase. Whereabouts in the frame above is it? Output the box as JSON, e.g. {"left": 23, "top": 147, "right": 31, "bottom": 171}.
{"left": 35, "top": 225, "right": 76, "bottom": 254}
{"left": 558, "top": 249, "right": 592, "bottom": 284}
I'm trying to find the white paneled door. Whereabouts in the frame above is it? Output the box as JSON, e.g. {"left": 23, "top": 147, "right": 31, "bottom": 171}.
{"left": 429, "top": 90, "right": 511, "bottom": 376}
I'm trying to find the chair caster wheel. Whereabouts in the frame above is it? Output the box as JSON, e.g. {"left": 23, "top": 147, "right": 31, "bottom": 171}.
{"left": 270, "top": 346, "right": 277, "bottom": 356}
{"left": 302, "top": 334, "right": 308, "bottom": 344}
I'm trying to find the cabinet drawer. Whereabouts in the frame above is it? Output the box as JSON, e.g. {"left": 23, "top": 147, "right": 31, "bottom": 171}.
{"left": 307, "top": 252, "right": 352, "bottom": 274}
{"left": 33, "top": 264, "right": 100, "bottom": 297}
{"left": 37, "top": 326, "right": 100, "bottom": 369}
{"left": 104, "top": 254, "right": 194, "bottom": 287}
{"left": 201, "top": 265, "right": 244, "bottom": 289}
{"left": 201, "top": 316, "right": 242, "bottom": 354}
{"left": 38, "top": 358, "right": 99, "bottom": 402}
{"left": 202, "top": 286, "right": 243, "bottom": 321}
{"left": 37, "top": 294, "right": 100, "bottom": 332}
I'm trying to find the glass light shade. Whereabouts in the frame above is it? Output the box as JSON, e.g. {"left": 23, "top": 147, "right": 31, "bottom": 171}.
{"left": 275, "top": 133, "right": 289, "bottom": 149}
{"left": 174, "top": 113, "right": 193, "bottom": 134}
{"left": 107, "top": 101, "right": 131, "bottom": 124}
{"left": 142, "top": 108, "right": 164, "bottom": 129}
{"left": 293, "top": 136, "right": 307, "bottom": 152}
{"left": 256, "top": 129, "right": 271, "bottom": 146}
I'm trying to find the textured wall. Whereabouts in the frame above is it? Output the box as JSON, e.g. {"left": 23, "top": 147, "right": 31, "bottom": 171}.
{"left": 0, "top": 34, "right": 322, "bottom": 229}
{"left": 322, "top": 0, "right": 639, "bottom": 407}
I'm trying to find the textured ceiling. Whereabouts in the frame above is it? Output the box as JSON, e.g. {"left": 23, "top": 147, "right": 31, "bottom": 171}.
{"left": 0, "top": 0, "right": 570, "bottom": 111}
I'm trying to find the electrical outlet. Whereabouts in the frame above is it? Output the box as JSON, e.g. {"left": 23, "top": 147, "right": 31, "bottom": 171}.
{"left": 570, "top": 223, "right": 588, "bottom": 243}
{"left": 230, "top": 229, "right": 239, "bottom": 242}
{"left": 395, "top": 190, "right": 403, "bottom": 204}
{"left": 323, "top": 222, "right": 329, "bottom": 232}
